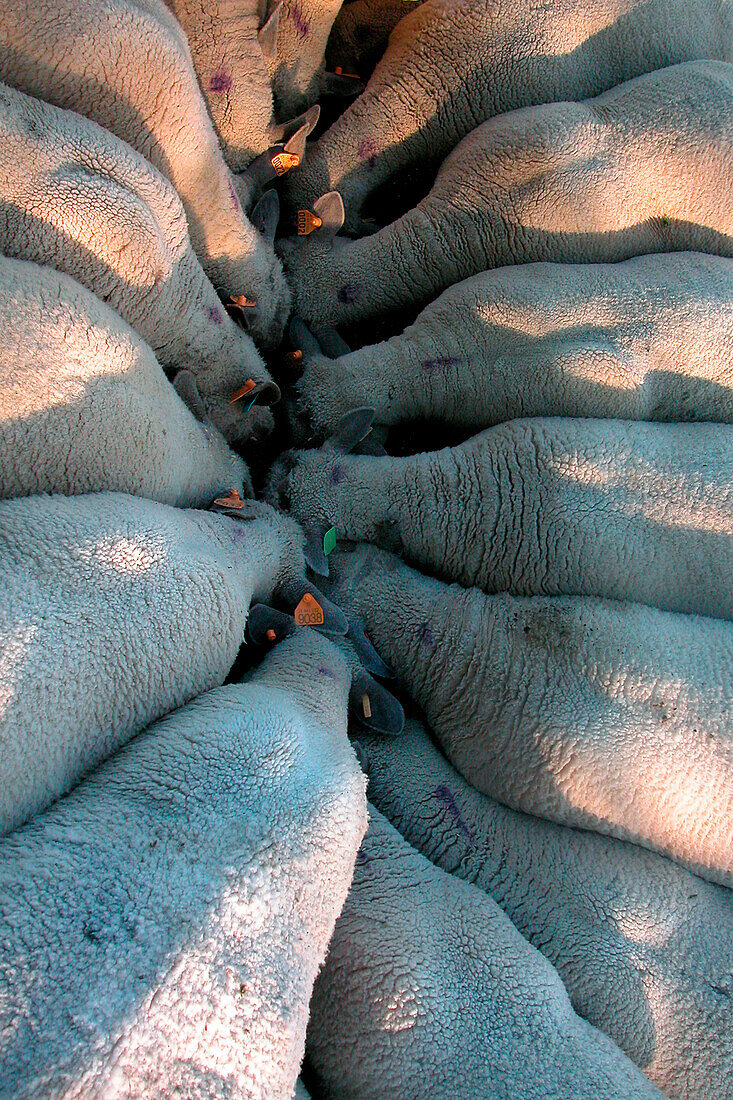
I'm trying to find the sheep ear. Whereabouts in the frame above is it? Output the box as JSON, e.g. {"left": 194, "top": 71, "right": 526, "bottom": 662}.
{"left": 238, "top": 144, "right": 291, "bottom": 192}
{"left": 278, "top": 577, "right": 348, "bottom": 635}
{"left": 350, "top": 670, "right": 404, "bottom": 736}
{"left": 247, "top": 604, "right": 297, "bottom": 646}
{"left": 303, "top": 521, "right": 330, "bottom": 577}
{"left": 173, "top": 369, "right": 210, "bottom": 424}
{"left": 257, "top": 2, "right": 281, "bottom": 58}
{"left": 229, "top": 378, "right": 281, "bottom": 407}
{"left": 288, "top": 316, "right": 324, "bottom": 362}
{"left": 322, "top": 407, "right": 375, "bottom": 453}
{"left": 283, "top": 104, "right": 321, "bottom": 161}
{"left": 347, "top": 616, "right": 393, "bottom": 679}
{"left": 317, "top": 327, "right": 351, "bottom": 358}
{"left": 250, "top": 189, "right": 280, "bottom": 244}
{"left": 353, "top": 423, "right": 387, "bottom": 456}
{"left": 354, "top": 437, "right": 387, "bottom": 456}
{"left": 319, "top": 71, "right": 364, "bottom": 98}
{"left": 312, "top": 191, "right": 345, "bottom": 236}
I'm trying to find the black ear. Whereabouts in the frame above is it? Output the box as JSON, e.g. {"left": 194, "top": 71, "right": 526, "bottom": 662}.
{"left": 278, "top": 577, "right": 349, "bottom": 635}
{"left": 257, "top": 2, "right": 281, "bottom": 58}
{"left": 317, "top": 327, "right": 351, "bottom": 358}
{"left": 350, "top": 670, "right": 404, "bottom": 735}
{"left": 322, "top": 407, "right": 375, "bottom": 454}
{"left": 347, "top": 617, "right": 393, "bottom": 679}
{"left": 238, "top": 143, "right": 291, "bottom": 192}
{"left": 173, "top": 369, "right": 209, "bottom": 424}
{"left": 229, "top": 379, "right": 281, "bottom": 407}
{"left": 284, "top": 104, "right": 321, "bottom": 160}
{"left": 353, "top": 436, "right": 388, "bottom": 457}
{"left": 247, "top": 604, "right": 297, "bottom": 645}
{"left": 353, "top": 423, "right": 388, "bottom": 456}
{"left": 319, "top": 71, "right": 365, "bottom": 98}
{"left": 303, "top": 522, "right": 330, "bottom": 577}
{"left": 288, "top": 317, "right": 325, "bottom": 362}
{"left": 250, "top": 189, "right": 280, "bottom": 244}
{"left": 312, "top": 191, "right": 345, "bottom": 236}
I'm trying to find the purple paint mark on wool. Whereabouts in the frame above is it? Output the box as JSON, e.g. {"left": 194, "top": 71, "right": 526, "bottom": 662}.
{"left": 290, "top": 5, "right": 309, "bottom": 38}
{"left": 337, "top": 283, "right": 361, "bottom": 305}
{"left": 417, "top": 621, "right": 435, "bottom": 649}
{"left": 356, "top": 848, "right": 370, "bottom": 865}
{"left": 228, "top": 179, "right": 240, "bottom": 211}
{"left": 433, "top": 784, "right": 474, "bottom": 844}
{"left": 226, "top": 519, "right": 248, "bottom": 544}
{"left": 206, "top": 305, "right": 224, "bottom": 325}
{"left": 317, "top": 665, "right": 336, "bottom": 679}
{"left": 357, "top": 139, "right": 377, "bottom": 169}
{"left": 330, "top": 463, "right": 346, "bottom": 486}
{"left": 421, "top": 356, "right": 460, "bottom": 375}
{"left": 210, "top": 69, "right": 233, "bottom": 93}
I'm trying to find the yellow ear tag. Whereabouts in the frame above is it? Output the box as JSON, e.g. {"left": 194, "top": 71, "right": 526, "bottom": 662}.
{"left": 361, "top": 693, "right": 372, "bottom": 719}
{"left": 271, "top": 151, "right": 300, "bottom": 175}
{"left": 293, "top": 592, "right": 324, "bottom": 626}
{"left": 229, "top": 379, "right": 257, "bottom": 404}
{"left": 298, "top": 210, "right": 323, "bottom": 236}
{"left": 214, "top": 489, "right": 245, "bottom": 509}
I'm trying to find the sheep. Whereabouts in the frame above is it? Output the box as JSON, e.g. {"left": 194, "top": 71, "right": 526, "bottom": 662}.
{"left": 0, "top": 81, "right": 280, "bottom": 445}
{"left": 280, "top": 60, "right": 733, "bottom": 328}
{"left": 0, "top": 254, "right": 249, "bottom": 504}
{"left": 0, "top": 630, "right": 368, "bottom": 1099}
{"left": 0, "top": 0, "right": 290, "bottom": 345}
{"left": 164, "top": 0, "right": 351, "bottom": 145}
{"left": 285, "top": 252, "right": 733, "bottom": 440}
{"left": 161, "top": 0, "right": 278, "bottom": 172}
{"left": 286, "top": 0, "right": 733, "bottom": 226}
{"left": 305, "top": 806, "right": 664, "bottom": 1099}
{"left": 268, "top": 416, "right": 733, "bottom": 619}
{"left": 361, "top": 718, "right": 733, "bottom": 1100}
{"left": 161, "top": 0, "right": 324, "bottom": 175}
{"left": 0, "top": 491, "right": 353, "bottom": 836}
{"left": 326, "top": 0, "right": 425, "bottom": 83}
{"left": 269, "top": 0, "right": 356, "bottom": 115}
{"left": 318, "top": 544, "right": 733, "bottom": 885}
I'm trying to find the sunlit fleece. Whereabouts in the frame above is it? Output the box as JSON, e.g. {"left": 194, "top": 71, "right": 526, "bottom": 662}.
{"left": 74, "top": 534, "right": 168, "bottom": 575}
{"left": 547, "top": 451, "right": 733, "bottom": 535}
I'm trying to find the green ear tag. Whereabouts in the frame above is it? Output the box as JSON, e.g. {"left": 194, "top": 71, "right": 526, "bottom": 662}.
{"left": 323, "top": 526, "right": 337, "bottom": 556}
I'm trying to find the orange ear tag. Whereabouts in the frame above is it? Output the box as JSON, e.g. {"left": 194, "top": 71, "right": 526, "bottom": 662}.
{"left": 298, "top": 210, "right": 323, "bottom": 236}
{"left": 230, "top": 294, "right": 256, "bottom": 308}
{"left": 334, "top": 66, "right": 360, "bottom": 79}
{"left": 282, "top": 349, "right": 303, "bottom": 370}
{"left": 293, "top": 592, "right": 324, "bottom": 626}
{"left": 214, "top": 488, "right": 245, "bottom": 509}
{"left": 265, "top": 628, "right": 277, "bottom": 642}
{"left": 230, "top": 378, "right": 257, "bottom": 404}
{"left": 361, "top": 693, "right": 372, "bottom": 719}
{"left": 271, "top": 151, "right": 300, "bottom": 175}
